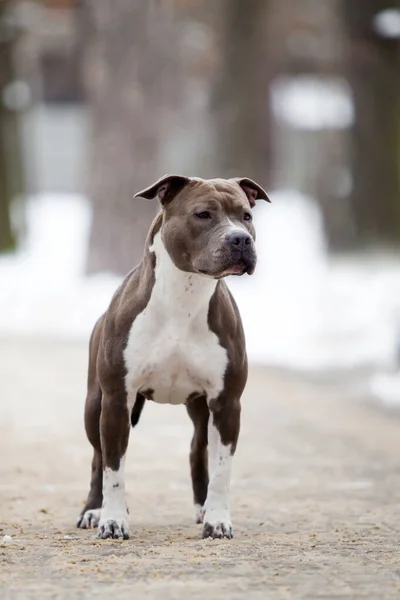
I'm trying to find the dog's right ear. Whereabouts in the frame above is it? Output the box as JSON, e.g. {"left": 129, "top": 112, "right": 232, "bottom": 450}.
{"left": 134, "top": 175, "right": 191, "bottom": 206}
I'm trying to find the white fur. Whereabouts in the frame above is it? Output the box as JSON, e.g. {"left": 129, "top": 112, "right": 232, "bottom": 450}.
{"left": 195, "top": 503, "right": 205, "bottom": 524}
{"left": 79, "top": 508, "right": 101, "bottom": 529}
{"left": 98, "top": 457, "right": 129, "bottom": 539}
{"left": 124, "top": 232, "right": 228, "bottom": 406}
{"left": 202, "top": 418, "right": 233, "bottom": 536}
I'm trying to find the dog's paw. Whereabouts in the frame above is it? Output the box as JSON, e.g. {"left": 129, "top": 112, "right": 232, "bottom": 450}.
{"left": 202, "top": 519, "right": 233, "bottom": 539}
{"left": 76, "top": 508, "right": 101, "bottom": 529}
{"left": 202, "top": 507, "right": 232, "bottom": 539}
{"left": 97, "top": 517, "right": 129, "bottom": 540}
{"left": 195, "top": 504, "right": 205, "bottom": 524}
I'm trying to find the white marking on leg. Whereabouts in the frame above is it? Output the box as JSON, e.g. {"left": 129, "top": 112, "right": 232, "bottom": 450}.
{"left": 98, "top": 456, "right": 129, "bottom": 539}
{"left": 78, "top": 508, "right": 101, "bottom": 529}
{"left": 202, "top": 418, "right": 233, "bottom": 539}
{"left": 194, "top": 503, "right": 205, "bottom": 524}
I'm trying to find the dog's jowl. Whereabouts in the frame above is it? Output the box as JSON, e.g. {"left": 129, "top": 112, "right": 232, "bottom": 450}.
{"left": 76, "top": 175, "right": 270, "bottom": 540}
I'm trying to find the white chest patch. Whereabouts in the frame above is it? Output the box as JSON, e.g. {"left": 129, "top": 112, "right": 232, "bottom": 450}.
{"left": 124, "top": 233, "right": 228, "bottom": 406}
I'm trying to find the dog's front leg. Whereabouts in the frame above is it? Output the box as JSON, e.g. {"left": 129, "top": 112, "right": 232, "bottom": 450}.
{"left": 202, "top": 397, "right": 241, "bottom": 539}
{"left": 97, "top": 392, "right": 130, "bottom": 540}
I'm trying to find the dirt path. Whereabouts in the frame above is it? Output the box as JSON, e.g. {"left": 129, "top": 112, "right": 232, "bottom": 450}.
{"left": 1, "top": 337, "right": 400, "bottom": 599}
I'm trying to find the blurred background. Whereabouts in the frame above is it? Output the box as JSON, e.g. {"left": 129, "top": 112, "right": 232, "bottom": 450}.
{"left": 1, "top": 0, "right": 400, "bottom": 404}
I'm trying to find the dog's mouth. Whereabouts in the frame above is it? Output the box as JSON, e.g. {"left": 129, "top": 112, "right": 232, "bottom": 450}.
{"left": 222, "top": 261, "right": 252, "bottom": 277}
{"left": 199, "top": 261, "right": 255, "bottom": 279}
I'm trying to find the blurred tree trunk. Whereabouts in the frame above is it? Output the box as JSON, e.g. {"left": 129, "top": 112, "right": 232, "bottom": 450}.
{"left": 343, "top": 0, "right": 400, "bottom": 247}
{"left": 0, "top": 2, "right": 24, "bottom": 252}
{"left": 209, "top": 0, "right": 274, "bottom": 187}
{"left": 80, "top": 0, "right": 182, "bottom": 275}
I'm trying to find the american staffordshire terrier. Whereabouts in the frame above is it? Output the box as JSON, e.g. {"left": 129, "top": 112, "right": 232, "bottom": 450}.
{"left": 76, "top": 174, "right": 270, "bottom": 540}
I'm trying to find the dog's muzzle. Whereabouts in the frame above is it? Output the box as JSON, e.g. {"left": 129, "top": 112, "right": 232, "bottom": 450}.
{"left": 223, "top": 231, "right": 256, "bottom": 276}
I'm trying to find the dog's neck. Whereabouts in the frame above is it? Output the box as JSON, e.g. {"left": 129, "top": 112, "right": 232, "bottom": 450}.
{"left": 148, "top": 231, "right": 218, "bottom": 317}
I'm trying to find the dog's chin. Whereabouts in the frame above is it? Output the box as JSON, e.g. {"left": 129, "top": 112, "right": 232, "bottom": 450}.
{"left": 197, "top": 261, "right": 255, "bottom": 279}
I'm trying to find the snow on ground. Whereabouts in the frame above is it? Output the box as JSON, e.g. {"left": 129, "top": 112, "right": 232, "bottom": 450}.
{"left": 1, "top": 192, "right": 400, "bottom": 405}
{"left": 0, "top": 194, "right": 119, "bottom": 339}
{"left": 271, "top": 76, "right": 354, "bottom": 130}
{"left": 369, "top": 371, "right": 400, "bottom": 407}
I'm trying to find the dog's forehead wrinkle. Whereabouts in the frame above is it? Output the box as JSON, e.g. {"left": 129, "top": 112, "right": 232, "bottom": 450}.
{"left": 209, "top": 180, "right": 237, "bottom": 196}
{"left": 174, "top": 180, "right": 243, "bottom": 214}
{"left": 216, "top": 184, "right": 247, "bottom": 210}
{"left": 194, "top": 180, "right": 245, "bottom": 212}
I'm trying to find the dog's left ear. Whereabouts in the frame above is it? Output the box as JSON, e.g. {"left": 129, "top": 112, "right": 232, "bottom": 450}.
{"left": 134, "top": 174, "right": 191, "bottom": 206}
{"left": 232, "top": 177, "right": 271, "bottom": 208}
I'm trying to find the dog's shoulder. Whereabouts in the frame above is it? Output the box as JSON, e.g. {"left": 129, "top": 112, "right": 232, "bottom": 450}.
{"left": 95, "top": 261, "right": 151, "bottom": 383}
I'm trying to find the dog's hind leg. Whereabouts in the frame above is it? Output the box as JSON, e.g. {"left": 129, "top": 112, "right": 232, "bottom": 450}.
{"left": 77, "top": 319, "right": 104, "bottom": 530}
{"left": 186, "top": 396, "right": 209, "bottom": 524}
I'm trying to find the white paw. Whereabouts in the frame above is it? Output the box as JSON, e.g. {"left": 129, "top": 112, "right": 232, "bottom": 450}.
{"left": 202, "top": 507, "right": 232, "bottom": 539}
{"left": 77, "top": 508, "right": 101, "bottom": 529}
{"left": 195, "top": 504, "right": 205, "bottom": 524}
{"left": 98, "top": 513, "right": 129, "bottom": 540}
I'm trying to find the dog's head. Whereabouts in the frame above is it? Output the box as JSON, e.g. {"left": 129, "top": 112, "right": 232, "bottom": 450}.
{"left": 134, "top": 175, "right": 270, "bottom": 278}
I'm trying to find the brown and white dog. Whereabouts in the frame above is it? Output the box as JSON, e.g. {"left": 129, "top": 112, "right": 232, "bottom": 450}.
{"left": 76, "top": 175, "right": 270, "bottom": 540}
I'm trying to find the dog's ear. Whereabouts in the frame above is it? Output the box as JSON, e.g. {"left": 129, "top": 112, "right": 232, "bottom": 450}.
{"left": 232, "top": 177, "right": 271, "bottom": 208}
{"left": 134, "top": 175, "right": 191, "bottom": 206}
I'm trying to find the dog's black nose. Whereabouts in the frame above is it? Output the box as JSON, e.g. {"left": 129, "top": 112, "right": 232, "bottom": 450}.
{"left": 226, "top": 231, "right": 252, "bottom": 251}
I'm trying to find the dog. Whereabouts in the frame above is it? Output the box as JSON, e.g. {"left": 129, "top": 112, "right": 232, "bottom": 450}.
{"left": 76, "top": 174, "right": 270, "bottom": 540}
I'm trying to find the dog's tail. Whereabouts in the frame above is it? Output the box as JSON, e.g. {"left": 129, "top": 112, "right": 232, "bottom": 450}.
{"left": 131, "top": 394, "right": 146, "bottom": 428}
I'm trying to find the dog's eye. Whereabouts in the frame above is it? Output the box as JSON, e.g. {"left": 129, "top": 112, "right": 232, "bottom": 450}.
{"left": 243, "top": 212, "right": 252, "bottom": 221}
{"left": 195, "top": 211, "right": 211, "bottom": 220}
